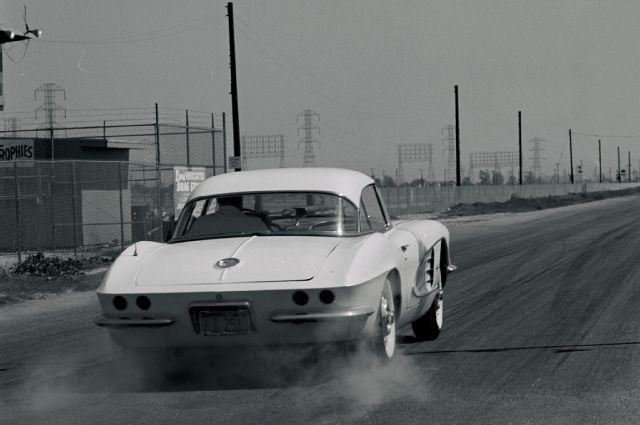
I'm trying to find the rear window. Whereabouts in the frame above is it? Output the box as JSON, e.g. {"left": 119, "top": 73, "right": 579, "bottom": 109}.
{"left": 171, "top": 191, "right": 358, "bottom": 241}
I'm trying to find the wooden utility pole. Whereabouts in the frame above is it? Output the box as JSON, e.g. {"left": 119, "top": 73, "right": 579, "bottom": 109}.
{"left": 518, "top": 111, "right": 522, "bottom": 185}
{"left": 227, "top": 2, "right": 241, "bottom": 171}
{"left": 598, "top": 139, "right": 602, "bottom": 183}
{"left": 628, "top": 151, "right": 632, "bottom": 183}
{"left": 454, "top": 85, "right": 461, "bottom": 186}
{"left": 569, "top": 129, "right": 574, "bottom": 184}
{"left": 617, "top": 146, "right": 621, "bottom": 182}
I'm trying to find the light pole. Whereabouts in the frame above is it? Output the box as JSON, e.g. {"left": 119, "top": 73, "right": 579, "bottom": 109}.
{"left": 1, "top": 8, "right": 42, "bottom": 111}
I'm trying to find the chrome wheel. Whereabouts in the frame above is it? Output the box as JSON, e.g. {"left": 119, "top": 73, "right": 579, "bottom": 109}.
{"left": 434, "top": 293, "right": 443, "bottom": 329}
{"left": 372, "top": 278, "right": 396, "bottom": 360}
{"left": 380, "top": 287, "right": 396, "bottom": 358}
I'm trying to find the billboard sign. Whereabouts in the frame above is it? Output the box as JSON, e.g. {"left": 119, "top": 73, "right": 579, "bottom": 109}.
{"left": 173, "top": 166, "right": 207, "bottom": 217}
{"left": 0, "top": 139, "right": 35, "bottom": 163}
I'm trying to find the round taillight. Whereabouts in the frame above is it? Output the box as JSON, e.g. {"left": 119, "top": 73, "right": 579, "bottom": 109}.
{"left": 292, "top": 290, "right": 309, "bottom": 306}
{"left": 113, "top": 296, "right": 127, "bottom": 311}
{"left": 319, "top": 290, "right": 335, "bottom": 304}
{"left": 136, "top": 296, "right": 151, "bottom": 311}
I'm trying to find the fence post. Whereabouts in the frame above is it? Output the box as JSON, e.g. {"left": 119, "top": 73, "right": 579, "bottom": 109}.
{"left": 118, "top": 161, "right": 124, "bottom": 251}
{"left": 71, "top": 161, "right": 78, "bottom": 258}
{"left": 186, "top": 109, "right": 190, "bottom": 167}
{"left": 407, "top": 185, "right": 411, "bottom": 214}
{"left": 14, "top": 162, "right": 22, "bottom": 264}
{"left": 155, "top": 103, "right": 160, "bottom": 167}
{"left": 211, "top": 113, "right": 216, "bottom": 176}
{"left": 222, "top": 112, "right": 228, "bottom": 174}
{"left": 155, "top": 103, "right": 163, "bottom": 240}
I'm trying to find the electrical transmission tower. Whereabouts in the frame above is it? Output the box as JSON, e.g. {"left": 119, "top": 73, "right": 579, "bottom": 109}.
{"left": 35, "top": 83, "right": 66, "bottom": 129}
{"left": 469, "top": 151, "right": 519, "bottom": 183}
{"left": 528, "top": 137, "right": 546, "bottom": 180}
{"left": 297, "top": 110, "right": 320, "bottom": 167}
{"left": 397, "top": 144, "right": 433, "bottom": 185}
{"left": 240, "top": 134, "right": 286, "bottom": 170}
{"left": 442, "top": 125, "right": 456, "bottom": 183}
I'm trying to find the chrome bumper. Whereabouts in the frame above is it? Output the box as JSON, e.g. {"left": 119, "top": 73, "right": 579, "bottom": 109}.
{"left": 95, "top": 316, "right": 175, "bottom": 328}
{"left": 269, "top": 306, "right": 374, "bottom": 324}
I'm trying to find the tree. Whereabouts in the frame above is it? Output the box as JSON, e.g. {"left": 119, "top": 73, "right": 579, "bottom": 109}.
{"left": 409, "top": 178, "right": 425, "bottom": 187}
{"left": 491, "top": 170, "right": 504, "bottom": 185}
{"left": 478, "top": 170, "right": 491, "bottom": 185}
{"left": 382, "top": 175, "right": 396, "bottom": 187}
{"left": 524, "top": 171, "right": 535, "bottom": 184}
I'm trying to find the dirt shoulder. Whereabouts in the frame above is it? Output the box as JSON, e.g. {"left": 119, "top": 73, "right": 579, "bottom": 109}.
{"left": 0, "top": 267, "right": 107, "bottom": 306}
{"left": 437, "top": 186, "right": 640, "bottom": 218}
{"left": 0, "top": 252, "right": 112, "bottom": 307}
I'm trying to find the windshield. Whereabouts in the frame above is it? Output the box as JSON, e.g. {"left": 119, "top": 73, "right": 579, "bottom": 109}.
{"left": 170, "top": 191, "right": 358, "bottom": 242}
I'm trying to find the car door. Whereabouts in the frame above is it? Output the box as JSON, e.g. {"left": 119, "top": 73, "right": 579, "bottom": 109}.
{"left": 360, "top": 185, "right": 419, "bottom": 313}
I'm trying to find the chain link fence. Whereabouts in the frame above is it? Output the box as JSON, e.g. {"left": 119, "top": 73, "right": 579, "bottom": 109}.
{"left": 1, "top": 160, "right": 218, "bottom": 265}
{"left": 0, "top": 107, "right": 226, "bottom": 266}
{"left": 1, "top": 106, "right": 227, "bottom": 173}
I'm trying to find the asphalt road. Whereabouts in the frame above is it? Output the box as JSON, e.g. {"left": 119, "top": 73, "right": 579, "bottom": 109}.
{"left": 2, "top": 195, "right": 640, "bottom": 425}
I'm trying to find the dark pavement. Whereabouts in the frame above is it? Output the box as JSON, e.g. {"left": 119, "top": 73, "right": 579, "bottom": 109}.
{"left": 2, "top": 195, "right": 640, "bottom": 424}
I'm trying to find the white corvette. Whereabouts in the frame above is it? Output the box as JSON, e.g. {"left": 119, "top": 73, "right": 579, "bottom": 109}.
{"left": 96, "top": 168, "right": 455, "bottom": 360}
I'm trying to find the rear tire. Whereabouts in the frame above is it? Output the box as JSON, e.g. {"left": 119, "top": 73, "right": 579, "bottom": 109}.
{"left": 411, "top": 294, "right": 443, "bottom": 341}
{"left": 412, "top": 251, "right": 444, "bottom": 341}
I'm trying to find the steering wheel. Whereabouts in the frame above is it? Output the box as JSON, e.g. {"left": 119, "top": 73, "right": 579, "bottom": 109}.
{"left": 280, "top": 208, "right": 295, "bottom": 217}
{"left": 241, "top": 208, "right": 260, "bottom": 216}
{"left": 308, "top": 220, "right": 338, "bottom": 230}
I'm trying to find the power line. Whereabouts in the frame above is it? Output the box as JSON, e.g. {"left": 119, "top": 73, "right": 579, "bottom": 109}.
{"left": 234, "top": 19, "right": 427, "bottom": 120}
{"left": 573, "top": 132, "right": 640, "bottom": 139}
{"left": 2, "top": 40, "right": 30, "bottom": 63}
{"left": 37, "top": 9, "right": 225, "bottom": 45}
{"left": 235, "top": 16, "right": 411, "bottom": 112}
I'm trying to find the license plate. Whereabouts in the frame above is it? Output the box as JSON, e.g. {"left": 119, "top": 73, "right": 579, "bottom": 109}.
{"left": 199, "top": 309, "right": 250, "bottom": 336}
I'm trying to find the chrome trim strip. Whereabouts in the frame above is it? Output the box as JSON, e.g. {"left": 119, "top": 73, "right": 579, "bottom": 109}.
{"left": 95, "top": 316, "right": 175, "bottom": 328}
{"left": 270, "top": 307, "right": 374, "bottom": 323}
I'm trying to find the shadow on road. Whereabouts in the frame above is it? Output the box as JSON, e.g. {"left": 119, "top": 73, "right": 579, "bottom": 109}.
{"left": 397, "top": 336, "right": 640, "bottom": 355}
{"left": 29, "top": 344, "right": 402, "bottom": 394}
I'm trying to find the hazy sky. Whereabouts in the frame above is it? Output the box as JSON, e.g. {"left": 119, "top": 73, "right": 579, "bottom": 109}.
{"left": 1, "top": 0, "right": 640, "bottom": 181}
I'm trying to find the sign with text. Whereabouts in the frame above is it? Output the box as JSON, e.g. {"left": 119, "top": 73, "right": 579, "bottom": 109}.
{"left": 228, "top": 156, "right": 241, "bottom": 170}
{"left": 173, "top": 166, "right": 207, "bottom": 217}
{"left": 0, "top": 139, "right": 35, "bottom": 163}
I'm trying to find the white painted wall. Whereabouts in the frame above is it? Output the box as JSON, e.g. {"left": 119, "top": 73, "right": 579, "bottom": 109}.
{"left": 381, "top": 183, "right": 640, "bottom": 215}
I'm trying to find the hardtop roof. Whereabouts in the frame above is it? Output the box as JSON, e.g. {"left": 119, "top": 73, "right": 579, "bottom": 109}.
{"left": 187, "top": 167, "right": 374, "bottom": 206}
